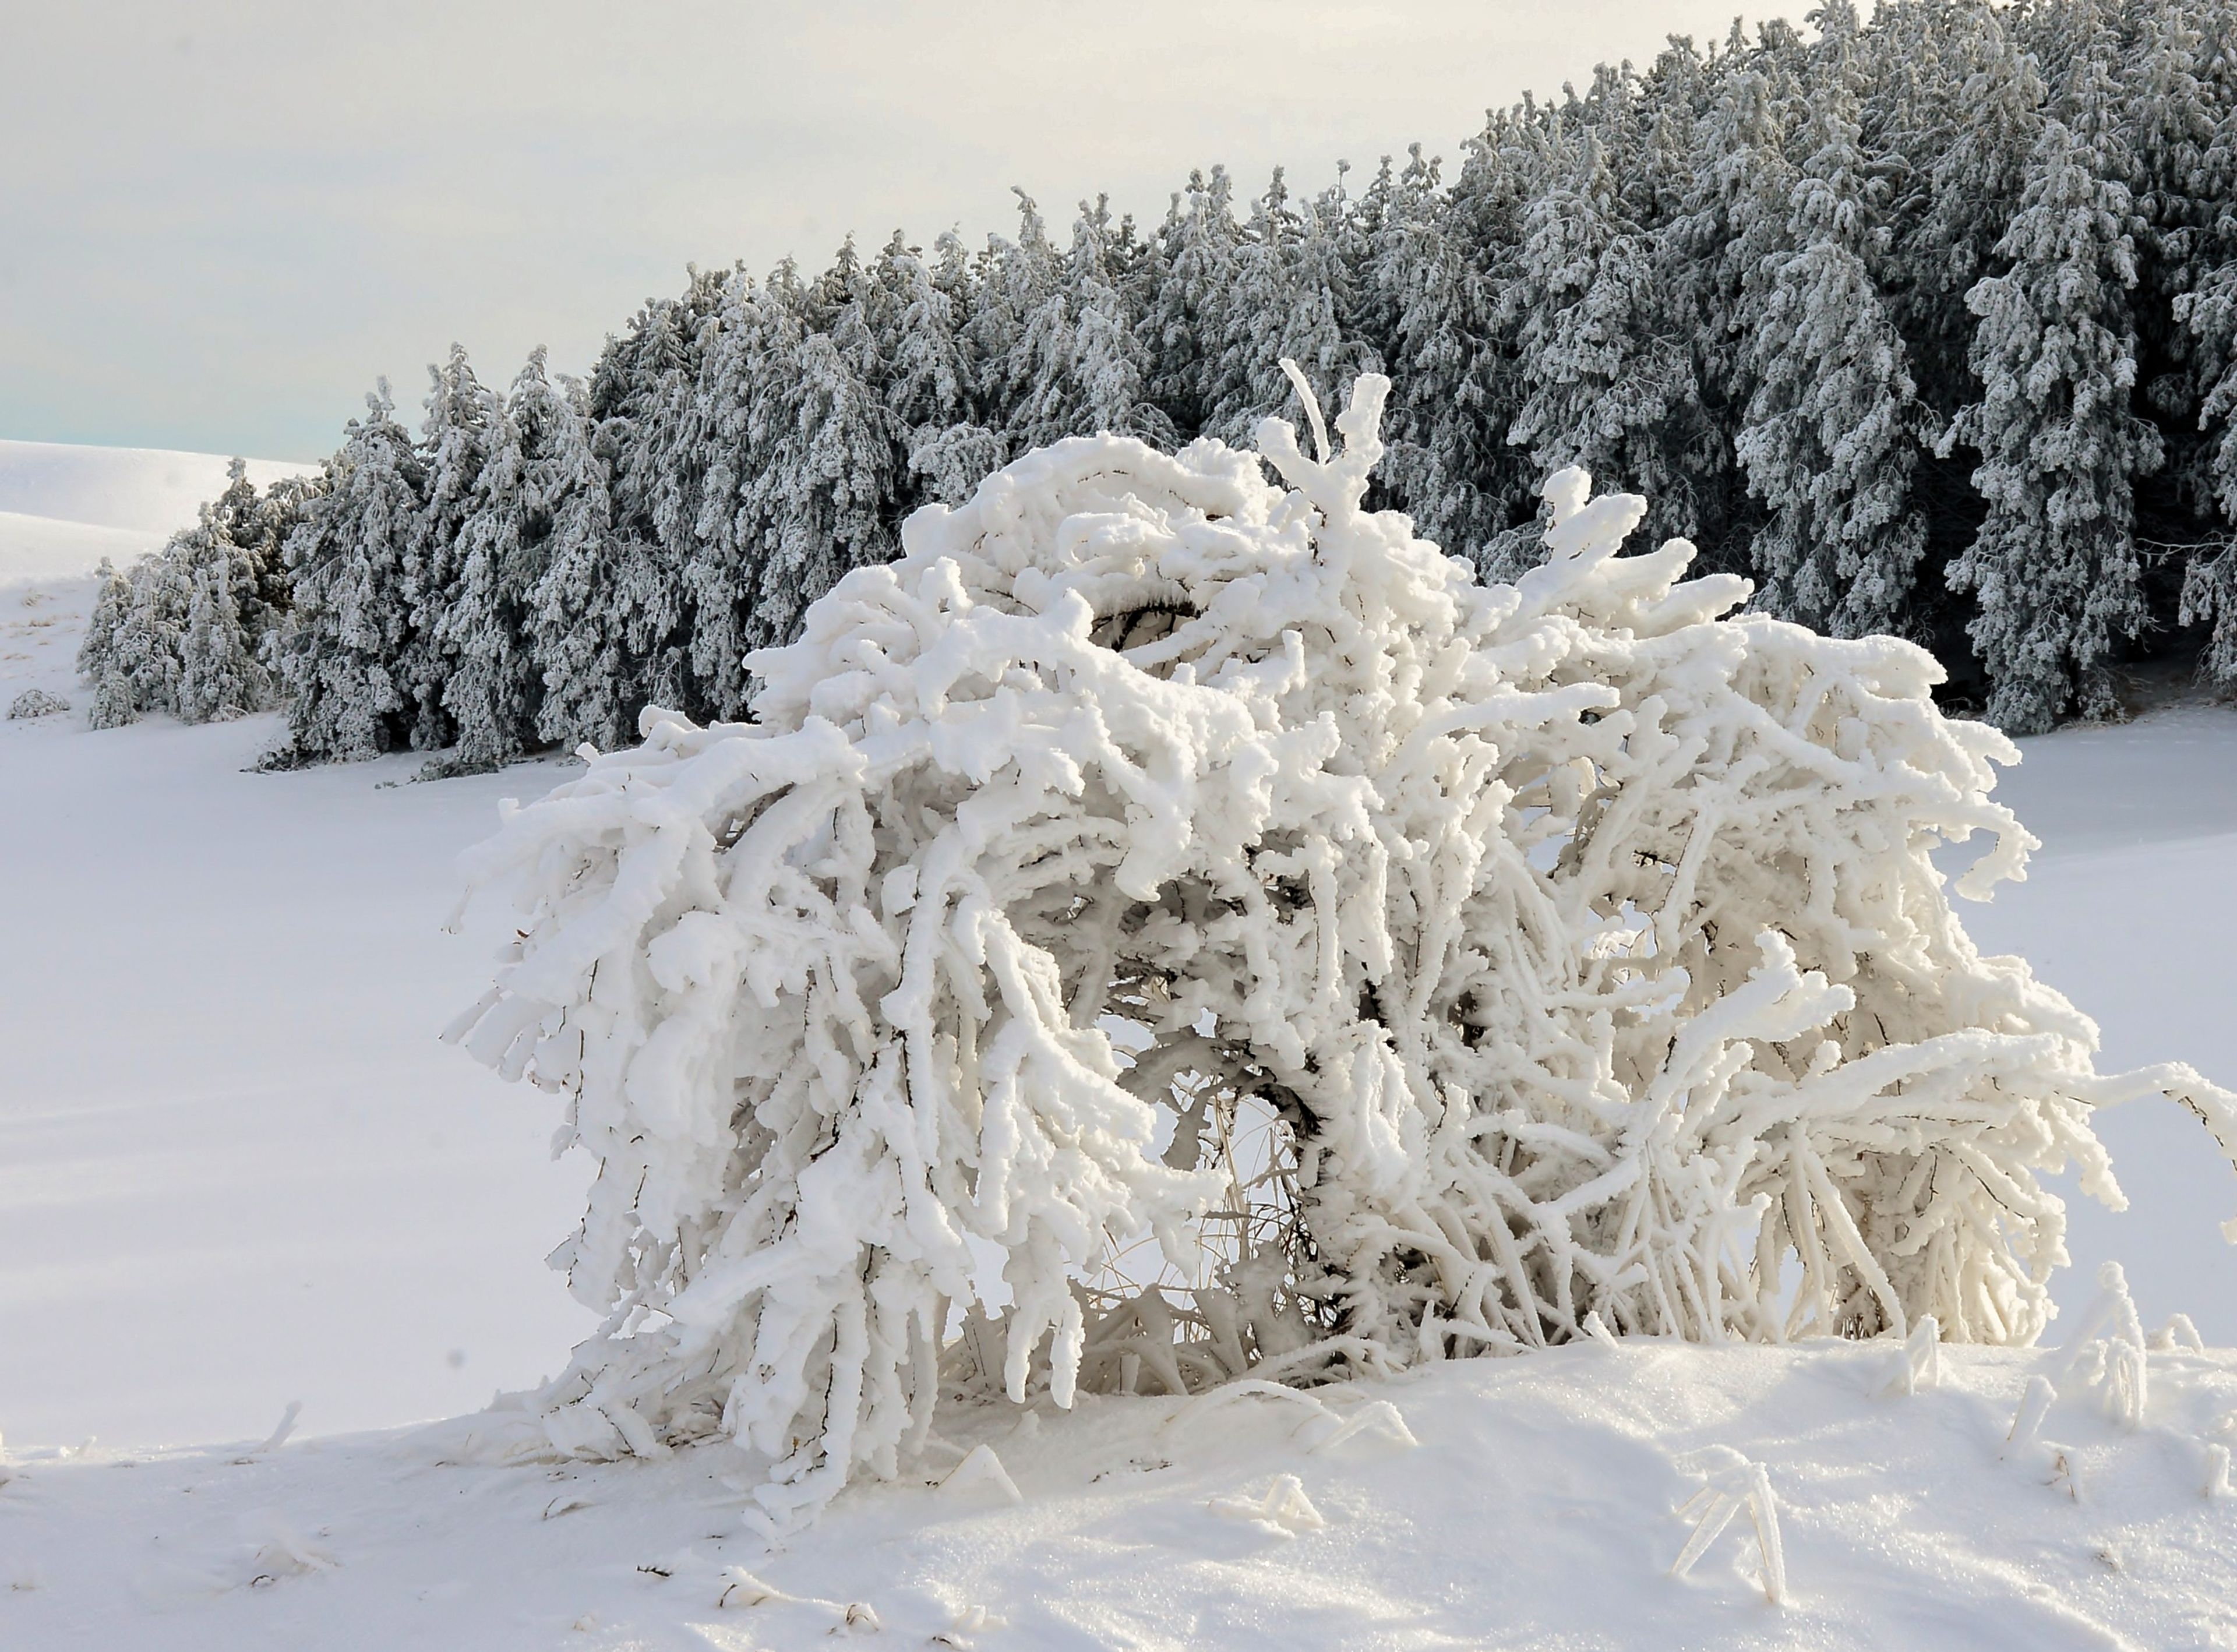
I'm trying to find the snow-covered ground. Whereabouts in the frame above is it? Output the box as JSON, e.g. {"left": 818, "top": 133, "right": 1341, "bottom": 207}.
{"left": 3, "top": 446, "right": 2235, "bottom": 1647}
{"left": 9, "top": 1339, "right": 2236, "bottom": 1650}
{"left": 0, "top": 447, "right": 594, "bottom": 1456}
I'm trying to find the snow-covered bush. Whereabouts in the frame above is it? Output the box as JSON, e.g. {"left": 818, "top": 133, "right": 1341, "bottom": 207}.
{"left": 451, "top": 371, "right": 2237, "bottom": 1526}
{"left": 7, "top": 688, "right": 70, "bottom": 719}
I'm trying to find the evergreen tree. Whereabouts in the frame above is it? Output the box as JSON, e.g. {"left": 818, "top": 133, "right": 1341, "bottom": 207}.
{"left": 1065, "top": 202, "right": 1172, "bottom": 444}
{"left": 1372, "top": 143, "right": 1518, "bottom": 571}
{"left": 438, "top": 354, "right": 555, "bottom": 769}
{"left": 1143, "top": 167, "right": 1241, "bottom": 437}
{"left": 528, "top": 373, "right": 631, "bottom": 751}
{"left": 1007, "top": 199, "right": 1170, "bottom": 453}
{"left": 872, "top": 230, "right": 990, "bottom": 510}
{"left": 78, "top": 552, "right": 188, "bottom": 728}
{"left": 401, "top": 345, "right": 496, "bottom": 750}
{"left": 177, "top": 459, "right": 278, "bottom": 722}
{"left": 682, "top": 267, "right": 788, "bottom": 718}
{"left": 1907, "top": 10, "right": 2048, "bottom": 424}
{"left": 966, "top": 192, "right": 1064, "bottom": 440}
{"left": 100, "top": 0, "right": 2237, "bottom": 761}
{"left": 1735, "top": 73, "right": 1933, "bottom": 635}
{"left": 76, "top": 560, "right": 136, "bottom": 726}
{"left": 587, "top": 267, "right": 725, "bottom": 718}
{"left": 1507, "top": 127, "right": 1712, "bottom": 543}
{"left": 77, "top": 458, "right": 313, "bottom": 729}
{"left": 1943, "top": 98, "right": 2164, "bottom": 730}
{"left": 274, "top": 384, "right": 426, "bottom": 761}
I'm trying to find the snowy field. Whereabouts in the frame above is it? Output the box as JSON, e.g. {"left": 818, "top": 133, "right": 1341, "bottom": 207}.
{"left": 4, "top": 446, "right": 2236, "bottom": 1648}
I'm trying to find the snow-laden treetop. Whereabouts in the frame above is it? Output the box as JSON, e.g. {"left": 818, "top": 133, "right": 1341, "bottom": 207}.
{"left": 450, "top": 370, "right": 2237, "bottom": 1528}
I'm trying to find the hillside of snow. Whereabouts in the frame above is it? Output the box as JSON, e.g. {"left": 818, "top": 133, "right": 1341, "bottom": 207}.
{"left": 3, "top": 450, "right": 2236, "bottom": 1648}
{"left": 0, "top": 440, "right": 311, "bottom": 542}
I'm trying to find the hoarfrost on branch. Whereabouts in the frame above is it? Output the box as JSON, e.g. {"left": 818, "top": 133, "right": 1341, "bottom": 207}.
{"left": 449, "top": 372, "right": 2237, "bottom": 1525}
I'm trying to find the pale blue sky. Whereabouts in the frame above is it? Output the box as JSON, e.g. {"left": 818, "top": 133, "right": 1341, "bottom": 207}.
{"left": 3, "top": 2, "right": 1790, "bottom": 460}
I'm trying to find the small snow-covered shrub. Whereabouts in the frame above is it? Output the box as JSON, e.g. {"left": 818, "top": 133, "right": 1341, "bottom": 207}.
{"left": 452, "top": 371, "right": 2237, "bottom": 1526}
{"left": 7, "top": 688, "right": 70, "bottom": 720}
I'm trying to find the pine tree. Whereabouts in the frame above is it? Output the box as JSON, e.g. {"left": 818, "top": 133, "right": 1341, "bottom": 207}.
{"left": 598, "top": 265, "right": 727, "bottom": 719}
{"left": 2175, "top": 27, "right": 2237, "bottom": 541}
{"left": 1066, "top": 202, "right": 1172, "bottom": 445}
{"left": 1006, "top": 198, "right": 1171, "bottom": 452}
{"left": 1371, "top": 143, "right": 1516, "bottom": 571}
{"left": 273, "top": 384, "right": 426, "bottom": 761}
{"left": 870, "top": 230, "right": 990, "bottom": 511}
{"left": 76, "top": 560, "right": 137, "bottom": 727}
{"left": 1143, "top": 167, "right": 1241, "bottom": 438}
{"left": 1507, "top": 126, "right": 1713, "bottom": 543}
{"left": 529, "top": 373, "right": 632, "bottom": 751}
{"left": 1735, "top": 71, "right": 1932, "bottom": 635}
{"left": 1907, "top": 10, "right": 2048, "bottom": 426}
{"left": 176, "top": 459, "right": 277, "bottom": 722}
{"left": 765, "top": 273, "right": 904, "bottom": 651}
{"left": 77, "top": 552, "right": 188, "bottom": 727}
{"left": 438, "top": 353, "right": 557, "bottom": 769}
{"left": 177, "top": 550, "right": 263, "bottom": 722}
{"left": 400, "top": 345, "right": 497, "bottom": 751}
{"left": 966, "top": 191, "right": 1064, "bottom": 440}
{"left": 1944, "top": 93, "right": 2164, "bottom": 730}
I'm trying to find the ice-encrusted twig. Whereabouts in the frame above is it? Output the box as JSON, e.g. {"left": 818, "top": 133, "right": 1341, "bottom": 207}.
{"left": 1297, "top": 1399, "right": 1418, "bottom": 1456}
{"left": 939, "top": 1443, "right": 1022, "bottom": 1507}
{"left": 713, "top": 1568, "right": 878, "bottom": 1632}
{"left": 1163, "top": 1379, "right": 1415, "bottom": 1456}
{"left": 2150, "top": 1314, "right": 2206, "bottom": 1354}
{"left": 254, "top": 1402, "right": 303, "bottom": 1455}
{"left": 1671, "top": 1453, "right": 1787, "bottom": 1605}
{"left": 2003, "top": 1375, "right": 2080, "bottom": 1498}
{"left": 1876, "top": 1315, "right": 1942, "bottom": 1399}
{"left": 232, "top": 1400, "right": 304, "bottom": 1465}
{"left": 2005, "top": 1375, "right": 2058, "bottom": 1456}
{"left": 1208, "top": 1473, "right": 1326, "bottom": 1535}
{"left": 2056, "top": 1263, "right": 2148, "bottom": 1429}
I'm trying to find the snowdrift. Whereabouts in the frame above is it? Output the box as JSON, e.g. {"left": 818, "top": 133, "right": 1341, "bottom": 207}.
{"left": 451, "top": 371, "right": 2237, "bottom": 1526}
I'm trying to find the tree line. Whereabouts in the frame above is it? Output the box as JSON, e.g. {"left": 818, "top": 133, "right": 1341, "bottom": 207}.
{"left": 80, "top": 0, "right": 2237, "bottom": 762}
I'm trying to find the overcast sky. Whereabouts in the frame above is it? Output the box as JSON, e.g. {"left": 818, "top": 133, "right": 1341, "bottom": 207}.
{"left": 3, "top": 2, "right": 1795, "bottom": 461}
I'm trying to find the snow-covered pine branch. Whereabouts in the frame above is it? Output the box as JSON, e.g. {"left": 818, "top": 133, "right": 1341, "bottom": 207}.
{"left": 449, "top": 370, "right": 2237, "bottom": 1527}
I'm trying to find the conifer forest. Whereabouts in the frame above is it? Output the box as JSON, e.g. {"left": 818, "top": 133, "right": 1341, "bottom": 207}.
{"left": 79, "top": 0, "right": 2237, "bottom": 762}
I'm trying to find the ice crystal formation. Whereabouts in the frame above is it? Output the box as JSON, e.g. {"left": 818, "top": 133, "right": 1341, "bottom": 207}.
{"left": 451, "top": 372, "right": 2237, "bottom": 1526}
